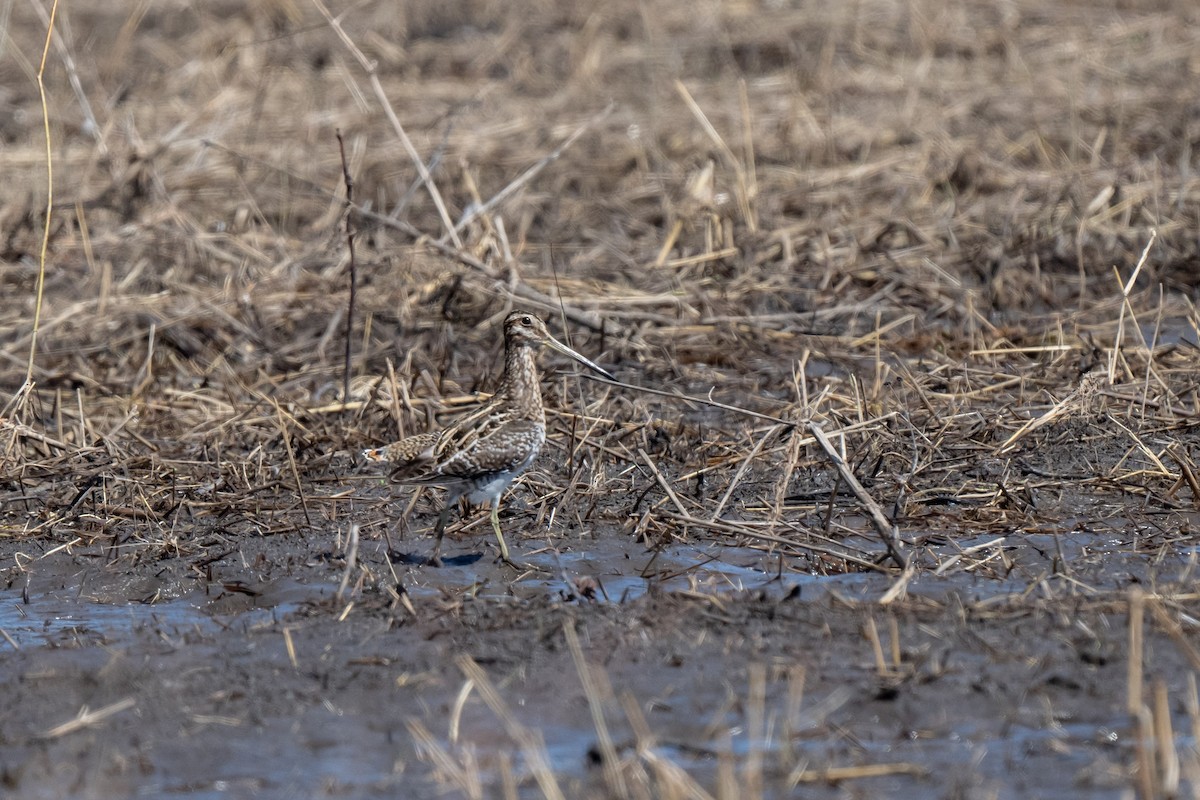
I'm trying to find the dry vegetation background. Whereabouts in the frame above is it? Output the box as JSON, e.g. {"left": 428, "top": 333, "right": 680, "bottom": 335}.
{"left": 3, "top": 0, "right": 1200, "bottom": 557}
{"left": 4, "top": 0, "right": 1200, "bottom": 797}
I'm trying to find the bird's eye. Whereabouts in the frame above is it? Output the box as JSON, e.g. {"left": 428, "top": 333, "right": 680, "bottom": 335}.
{"left": 521, "top": 316, "right": 532, "bottom": 326}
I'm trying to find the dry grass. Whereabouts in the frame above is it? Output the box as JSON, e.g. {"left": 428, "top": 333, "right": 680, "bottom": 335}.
{"left": 4, "top": 0, "right": 1200, "bottom": 795}
{"left": 9, "top": 0, "right": 1200, "bottom": 563}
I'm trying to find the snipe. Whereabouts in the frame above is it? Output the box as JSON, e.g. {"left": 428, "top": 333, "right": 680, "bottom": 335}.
{"left": 363, "top": 311, "right": 612, "bottom": 567}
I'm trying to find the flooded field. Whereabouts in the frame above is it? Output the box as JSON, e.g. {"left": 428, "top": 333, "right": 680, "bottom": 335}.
{"left": 4, "top": 0, "right": 1200, "bottom": 797}
{"left": 5, "top": 504, "right": 1200, "bottom": 798}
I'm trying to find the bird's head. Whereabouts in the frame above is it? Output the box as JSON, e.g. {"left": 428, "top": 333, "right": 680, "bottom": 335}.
{"left": 502, "top": 311, "right": 614, "bottom": 380}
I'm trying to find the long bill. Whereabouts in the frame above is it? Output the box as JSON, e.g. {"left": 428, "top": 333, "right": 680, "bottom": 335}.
{"left": 544, "top": 335, "right": 615, "bottom": 381}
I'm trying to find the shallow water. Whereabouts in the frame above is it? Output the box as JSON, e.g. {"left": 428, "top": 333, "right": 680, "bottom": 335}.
{"left": 0, "top": 525, "right": 1192, "bottom": 800}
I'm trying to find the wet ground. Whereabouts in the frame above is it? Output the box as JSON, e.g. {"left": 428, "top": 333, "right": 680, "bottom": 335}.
{"left": 3, "top": 498, "right": 1198, "bottom": 799}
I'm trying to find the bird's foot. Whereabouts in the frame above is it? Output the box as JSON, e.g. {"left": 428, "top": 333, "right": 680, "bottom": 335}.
{"left": 497, "top": 554, "right": 545, "bottom": 574}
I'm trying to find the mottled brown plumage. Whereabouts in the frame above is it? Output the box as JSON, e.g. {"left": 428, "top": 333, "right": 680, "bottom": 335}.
{"left": 363, "top": 311, "right": 612, "bottom": 566}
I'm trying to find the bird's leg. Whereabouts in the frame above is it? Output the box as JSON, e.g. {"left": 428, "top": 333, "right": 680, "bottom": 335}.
{"left": 427, "top": 501, "right": 454, "bottom": 567}
{"left": 491, "top": 499, "right": 547, "bottom": 573}
{"left": 489, "top": 499, "right": 514, "bottom": 566}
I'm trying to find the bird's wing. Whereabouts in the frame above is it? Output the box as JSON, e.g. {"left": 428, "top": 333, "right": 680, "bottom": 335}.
{"left": 364, "top": 398, "right": 541, "bottom": 484}
{"left": 436, "top": 418, "right": 544, "bottom": 478}
{"left": 428, "top": 397, "right": 502, "bottom": 454}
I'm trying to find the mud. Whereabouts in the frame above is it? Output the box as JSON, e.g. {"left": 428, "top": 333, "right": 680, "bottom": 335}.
{"left": 2, "top": 508, "right": 1196, "bottom": 799}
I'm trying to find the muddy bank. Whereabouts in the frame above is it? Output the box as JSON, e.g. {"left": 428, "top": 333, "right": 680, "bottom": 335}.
{"left": 1, "top": 523, "right": 1193, "bottom": 799}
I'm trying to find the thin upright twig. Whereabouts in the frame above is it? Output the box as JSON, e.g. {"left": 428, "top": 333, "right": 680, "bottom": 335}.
{"left": 273, "top": 399, "right": 313, "bottom": 529}
{"left": 336, "top": 523, "right": 360, "bottom": 602}
{"left": 28, "top": 0, "right": 104, "bottom": 155}
{"left": 25, "top": 0, "right": 60, "bottom": 388}
{"left": 1108, "top": 229, "right": 1157, "bottom": 383}
{"left": 336, "top": 129, "right": 358, "bottom": 403}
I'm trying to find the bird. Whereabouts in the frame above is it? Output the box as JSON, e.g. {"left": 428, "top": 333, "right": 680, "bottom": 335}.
{"left": 362, "top": 311, "right": 613, "bottom": 567}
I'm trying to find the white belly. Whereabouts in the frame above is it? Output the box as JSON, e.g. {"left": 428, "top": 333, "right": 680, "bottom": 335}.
{"left": 466, "top": 449, "right": 538, "bottom": 504}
